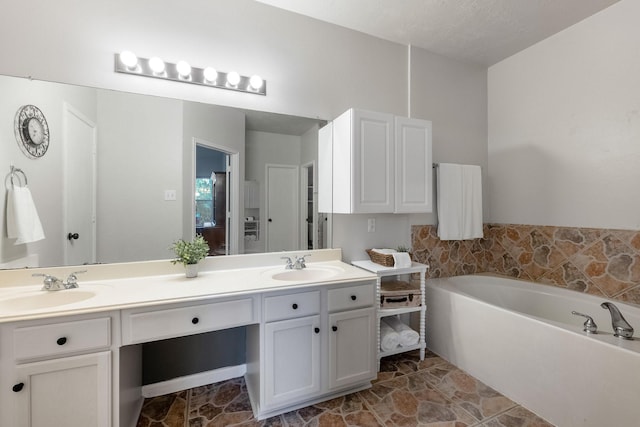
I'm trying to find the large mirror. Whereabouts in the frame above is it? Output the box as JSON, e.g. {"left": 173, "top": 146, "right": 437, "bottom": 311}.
{"left": 0, "top": 74, "right": 330, "bottom": 269}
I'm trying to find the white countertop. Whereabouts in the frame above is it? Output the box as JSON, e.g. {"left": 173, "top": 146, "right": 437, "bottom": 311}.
{"left": 0, "top": 258, "right": 376, "bottom": 323}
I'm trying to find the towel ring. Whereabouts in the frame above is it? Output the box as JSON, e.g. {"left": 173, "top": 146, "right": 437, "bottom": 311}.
{"left": 5, "top": 166, "right": 28, "bottom": 190}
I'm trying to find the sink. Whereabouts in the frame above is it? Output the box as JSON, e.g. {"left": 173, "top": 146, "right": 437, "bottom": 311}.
{"left": 0, "top": 290, "right": 97, "bottom": 313}
{"left": 269, "top": 266, "right": 343, "bottom": 282}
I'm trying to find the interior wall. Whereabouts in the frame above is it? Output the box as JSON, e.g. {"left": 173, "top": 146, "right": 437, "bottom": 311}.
{"left": 488, "top": 0, "right": 640, "bottom": 229}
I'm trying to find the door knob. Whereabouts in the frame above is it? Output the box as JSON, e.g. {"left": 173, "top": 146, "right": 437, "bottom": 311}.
{"left": 67, "top": 232, "right": 79, "bottom": 241}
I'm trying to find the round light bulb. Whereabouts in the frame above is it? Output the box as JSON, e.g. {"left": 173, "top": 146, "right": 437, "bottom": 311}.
{"left": 226, "top": 71, "right": 240, "bottom": 86}
{"left": 176, "top": 60, "right": 191, "bottom": 77}
{"left": 148, "top": 57, "right": 165, "bottom": 74}
{"left": 249, "top": 75, "right": 263, "bottom": 90}
{"left": 203, "top": 67, "right": 218, "bottom": 83}
{"left": 119, "top": 51, "right": 138, "bottom": 69}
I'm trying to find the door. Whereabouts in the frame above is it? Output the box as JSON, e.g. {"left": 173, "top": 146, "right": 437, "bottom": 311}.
{"left": 266, "top": 164, "right": 299, "bottom": 251}
{"left": 264, "top": 316, "right": 321, "bottom": 408}
{"left": 328, "top": 307, "right": 376, "bottom": 390}
{"left": 13, "top": 352, "right": 111, "bottom": 427}
{"left": 300, "top": 162, "right": 316, "bottom": 250}
{"left": 63, "top": 103, "right": 97, "bottom": 266}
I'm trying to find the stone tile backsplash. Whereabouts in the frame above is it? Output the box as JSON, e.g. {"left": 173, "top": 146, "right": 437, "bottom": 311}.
{"left": 411, "top": 224, "right": 640, "bottom": 306}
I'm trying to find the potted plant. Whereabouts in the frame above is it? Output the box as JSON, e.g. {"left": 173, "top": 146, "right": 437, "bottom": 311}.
{"left": 170, "top": 235, "right": 210, "bottom": 278}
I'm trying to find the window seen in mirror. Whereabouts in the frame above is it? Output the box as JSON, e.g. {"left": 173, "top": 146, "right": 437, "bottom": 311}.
{"left": 195, "top": 178, "right": 215, "bottom": 227}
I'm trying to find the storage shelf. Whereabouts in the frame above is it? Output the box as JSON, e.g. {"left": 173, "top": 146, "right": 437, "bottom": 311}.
{"left": 379, "top": 342, "right": 426, "bottom": 359}
{"left": 378, "top": 305, "right": 425, "bottom": 318}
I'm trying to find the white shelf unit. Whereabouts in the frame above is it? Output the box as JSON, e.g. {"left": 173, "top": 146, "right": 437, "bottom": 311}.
{"left": 351, "top": 260, "right": 428, "bottom": 370}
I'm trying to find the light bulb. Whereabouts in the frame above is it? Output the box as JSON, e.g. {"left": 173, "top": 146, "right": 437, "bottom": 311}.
{"left": 203, "top": 67, "right": 218, "bottom": 83}
{"left": 119, "top": 51, "right": 138, "bottom": 69}
{"left": 226, "top": 71, "right": 240, "bottom": 87}
{"left": 148, "top": 57, "right": 165, "bottom": 74}
{"left": 176, "top": 60, "right": 191, "bottom": 77}
{"left": 249, "top": 75, "right": 263, "bottom": 90}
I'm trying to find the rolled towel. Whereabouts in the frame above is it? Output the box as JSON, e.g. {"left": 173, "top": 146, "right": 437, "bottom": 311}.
{"left": 384, "top": 316, "right": 419, "bottom": 347}
{"left": 392, "top": 252, "right": 412, "bottom": 268}
{"left": 379, "top": 319, "right": 400, "bottom": 352}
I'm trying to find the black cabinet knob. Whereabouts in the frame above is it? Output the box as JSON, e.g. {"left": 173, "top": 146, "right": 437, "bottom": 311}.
{"left": 350, "top": 295, "right": 357, "bottom": 301}
{"left": 332, "top": 326, "right": 338, "bottom": 332}
{"left": 67, "top": 232, "right": 80, "bottom": 241}
{"left": 314, "top": 327, "right": 320, "bottom": 334}
{"left": 192, "top": 317, "right": 199, "bottom": 325}
{"left": 12, "top": 383, "right": 24, "bottom": 392}
{"left": 56, "top": 337, "right": 67, "bottom": 346}
{"left": 292, "top": 303, "right": 298, "bottom": 310}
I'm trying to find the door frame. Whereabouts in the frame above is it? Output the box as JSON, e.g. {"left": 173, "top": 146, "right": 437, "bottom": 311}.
{"left": 191, "top": 137, "right": 240, "bottom": 255}
{"left": 300, "top": 161, "right": 316, "bottom": 250}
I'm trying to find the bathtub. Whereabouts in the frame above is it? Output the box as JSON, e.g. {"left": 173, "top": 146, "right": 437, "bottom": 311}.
{"left": 426, "top": 274, "right": 640, "bottom": 427}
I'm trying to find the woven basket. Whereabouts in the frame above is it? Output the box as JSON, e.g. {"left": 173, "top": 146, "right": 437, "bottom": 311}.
{"left": 366, "top": 249, "right": 412, "bottom": 267}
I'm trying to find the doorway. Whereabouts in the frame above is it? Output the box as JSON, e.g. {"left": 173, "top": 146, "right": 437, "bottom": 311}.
{"left": 266, "top": 164, "right": 299, "bottom": 252}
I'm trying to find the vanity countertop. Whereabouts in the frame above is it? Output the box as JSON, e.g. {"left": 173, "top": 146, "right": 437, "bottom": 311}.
{"left": 0, "top": 258, "right": 376, "bottom": 323}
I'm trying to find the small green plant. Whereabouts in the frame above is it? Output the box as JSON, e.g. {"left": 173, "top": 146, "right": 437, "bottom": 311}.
{"left": 396, "top": 245, "right": 410, "bottom": 253}
{"left": 170, "top": 235, "right": 210, "bottom": 266}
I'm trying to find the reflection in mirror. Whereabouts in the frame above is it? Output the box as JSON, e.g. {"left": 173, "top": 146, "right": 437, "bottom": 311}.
{"left": 0, "top": 74, "right": 330, "bottom": 270}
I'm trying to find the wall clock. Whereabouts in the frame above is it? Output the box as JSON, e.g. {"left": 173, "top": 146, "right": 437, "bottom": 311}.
{"left": 14, "top": 105, "right": 50, "bottom": 159}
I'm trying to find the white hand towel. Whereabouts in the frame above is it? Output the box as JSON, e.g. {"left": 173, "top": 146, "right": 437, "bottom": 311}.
{"left": 372, "top": 248, "right": 396, "bottom": 255}
{"left": 392, "top": 252, "right": 412, "bottom": 268}
{"left": 437, "top": 163, "right": 483, "bottom": 240}
{"left": 384, "top": 316, "right": 419, "bottom": 347}
{"left": 6, "top": 186, "right": 45, "bottom": 244}
{"left": 379, "top": 319, "right": 400, "bottom": 352}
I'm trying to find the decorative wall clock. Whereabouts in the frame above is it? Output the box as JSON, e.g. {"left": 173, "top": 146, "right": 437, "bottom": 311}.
{"left": 14, "top": 105, "right": 50, "bottom": 159}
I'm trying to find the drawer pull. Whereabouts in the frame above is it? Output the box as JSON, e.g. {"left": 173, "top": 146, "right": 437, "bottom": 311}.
{"left": 314, "top": 327, "right": 320, "bottom": 334}
{"left": 332, "top": 326, "right": 338, "bottom": 332}
{"left": 386, "top": 297, "right": 408, "bottom": 303}
{"left": 191, "top": 317, "right": 199, "bottom": 325}
{"left": 292, "top": 303, "right": 298, "bottom": 310}
{"left": 350, "top": 295, "right": 357, "bottom": 301}
{"left": 56, "top": 337, "right": 67, "bottom": 346}
{"left": 12, "top": 383, "right": 24, "bottom": 392}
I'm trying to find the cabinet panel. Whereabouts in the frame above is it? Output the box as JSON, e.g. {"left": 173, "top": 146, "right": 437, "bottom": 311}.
{"left": 394, "top": 117, "right": 433, "bottom": 213}
{"left": 264, "top": 290, "right": 320, "bottom": 322}
{"left": 264, "top": 315, "right": 321, "bottom": 408}
{"left": 327, "top": 283, "right": 374, "bottom": 312}
{"left": 13, "top": 351, "right": 111, "bottom": 427}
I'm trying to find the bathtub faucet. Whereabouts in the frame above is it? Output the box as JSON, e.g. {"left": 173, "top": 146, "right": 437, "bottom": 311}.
{"left": 601, "top": 302, "right": 634, "bottom": 339}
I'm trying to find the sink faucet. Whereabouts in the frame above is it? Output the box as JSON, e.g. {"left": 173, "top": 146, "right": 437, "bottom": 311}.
{"left": 601, "top": 302, "right": 634, "bottom": 339}
{"left": 281, "top": 254, "right": 311, "bottom": 270}
{"left": 33, "top": 270, "right": 86, "bottom": 291}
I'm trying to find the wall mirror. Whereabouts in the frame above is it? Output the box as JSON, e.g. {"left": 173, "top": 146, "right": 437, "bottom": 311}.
{"left": 0, "top": 74, "right": 331, "bottom": 269}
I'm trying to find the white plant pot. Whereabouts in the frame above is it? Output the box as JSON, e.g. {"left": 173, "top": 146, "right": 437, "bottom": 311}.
{"left": 185, "top": 263, "right": 199, "bottom": 278}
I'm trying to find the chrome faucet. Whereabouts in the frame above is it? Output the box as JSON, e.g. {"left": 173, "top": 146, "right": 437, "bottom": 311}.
{"left": 281, "top": 254, "right": 311, "bottom": 270}
{"left": 601, "top": 302, "right": 634, "bottom": 339}
{"left": 34, "top": 270, "right": 86, "bottom": 291}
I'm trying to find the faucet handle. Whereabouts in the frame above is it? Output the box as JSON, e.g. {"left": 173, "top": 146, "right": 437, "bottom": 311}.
{"left": 65, "top": 270, "right": 87, "bottom": 288}
{"left": 572, "top": 311, "right": 598, "bottom": 334}
{"left": 281, "top": 257, "right": 293, "bottom": 269}
{"left": 32, "top": 273, "right": 63, "bottom": 291}
{"left": 295, "top": 254, "right": 311, "bottom": 269}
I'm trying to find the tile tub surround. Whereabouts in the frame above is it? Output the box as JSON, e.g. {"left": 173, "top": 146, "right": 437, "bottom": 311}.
{"left": 136, "top": 350, "right": 553, "bottom": 426}
{"left": 411, "top": 223, "right": 640, "bottom": 305}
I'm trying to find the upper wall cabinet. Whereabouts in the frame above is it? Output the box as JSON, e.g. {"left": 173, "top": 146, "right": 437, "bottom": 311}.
{"left": 318, "top": 109, "right": 432, "bottom": 214}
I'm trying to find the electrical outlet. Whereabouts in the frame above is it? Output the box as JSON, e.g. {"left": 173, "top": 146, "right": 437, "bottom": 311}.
{"left": 367, "top": 218, "right": 376, "bottom": 233}
{"left": 164, "top": 190, "right": 177, "bottom": 201}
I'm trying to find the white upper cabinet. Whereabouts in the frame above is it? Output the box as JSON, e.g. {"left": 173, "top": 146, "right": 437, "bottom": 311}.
{"left": 319, "top": 108, "right": 432, "bottom": 214}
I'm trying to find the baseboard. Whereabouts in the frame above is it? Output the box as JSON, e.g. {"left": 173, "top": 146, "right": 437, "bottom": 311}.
{"left": 141, "top": 364, "right": 247, "bottom": 398}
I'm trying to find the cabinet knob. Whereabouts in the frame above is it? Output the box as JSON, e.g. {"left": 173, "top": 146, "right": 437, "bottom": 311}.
{"left": 12, "top": 383, "right": 24, "bottom": 392}
{"left": 332, "top": 326, "right": 338, "bottom": 332}
{"left": 292, "top": 303, "right": 298, "bottom": 310}
{"left": 192, "top": 317, "right": 199, "bottom": 325}
{"left": 314, "top": 327, "right": 320, "bottom": 334}
{"left": 350, "top": 295, "right": 357, "bottom": 301}
{"left": 56, "top": 337, "right": 67, "bottom": 346}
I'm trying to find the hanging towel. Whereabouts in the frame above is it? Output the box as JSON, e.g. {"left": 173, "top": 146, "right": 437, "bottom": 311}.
{"left": 383, "top": 316, "right": 419, "bottom": 347}
{"left": 6, "top": 185, "right": 45, "bottom": 244}
{"left": 437, "top": 163, "right": 483, "bottom": 240}
{"left": 379, "top": 318, "right": 401, "bottom": 352}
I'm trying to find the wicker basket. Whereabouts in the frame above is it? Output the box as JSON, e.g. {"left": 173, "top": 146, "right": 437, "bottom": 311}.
{"left": 366, "top": 249, "right": 412, "bottom": 267}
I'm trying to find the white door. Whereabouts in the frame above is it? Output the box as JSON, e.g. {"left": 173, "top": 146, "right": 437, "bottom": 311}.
{"left": 63, "top": 104, "right": 97, "bottom": 266}
{"left": 266, "top": 165, "right": 299, "bottom": 251}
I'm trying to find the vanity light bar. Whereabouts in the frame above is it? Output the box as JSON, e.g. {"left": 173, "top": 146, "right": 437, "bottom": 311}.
{"left": 113, "top": 52, "right": 266, "bottom": 96}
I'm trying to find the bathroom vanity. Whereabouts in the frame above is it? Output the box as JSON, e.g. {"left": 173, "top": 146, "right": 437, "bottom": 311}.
{"left": 0, "top": 249, "right": 377, "bottom": 427}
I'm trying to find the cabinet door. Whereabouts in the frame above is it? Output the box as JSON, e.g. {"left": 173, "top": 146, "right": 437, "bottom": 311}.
{"left": 394, "top": 117, "right": 433, "bottom": 213}
{"left": 328, "top": 307, "right": 376, "bottom": 390}
{"left": 12, "top": 351, "right": 111, "bottom": 427}
{"left": 264, "top": 315, "right": 321, "bottom": 408}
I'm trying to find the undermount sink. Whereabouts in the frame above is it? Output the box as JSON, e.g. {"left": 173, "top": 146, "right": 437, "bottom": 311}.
{"left": 268, "top": 265, "right": 343, "bottom": 282}
{"left": 0, "top": 290, "right": 97, "bottom": 313}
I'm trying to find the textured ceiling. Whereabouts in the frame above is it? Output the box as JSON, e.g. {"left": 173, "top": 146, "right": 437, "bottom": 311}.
{"left": 255, "top": 0, "right": 619, "bottom": 65}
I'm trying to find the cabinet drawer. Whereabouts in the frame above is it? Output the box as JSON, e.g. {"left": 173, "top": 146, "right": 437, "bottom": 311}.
{"left": 122, "top": 297, "right": 255, "bottom": 345}
{"left": 328, "top": 283, "right": 374, "bottom": 312}
{"left": 13, "top": 317, "right": 111, "bottom": 362}
{"left": 264, "top": 291, "right": 320, "bottom": 322}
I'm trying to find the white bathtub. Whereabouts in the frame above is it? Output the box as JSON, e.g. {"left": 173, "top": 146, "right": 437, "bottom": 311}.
{"left": 426, "top": 274, "right": 640, "bottom": 427}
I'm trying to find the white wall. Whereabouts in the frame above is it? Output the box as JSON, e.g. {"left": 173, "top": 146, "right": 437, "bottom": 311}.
{"left": 488, "top": 0, "right": 640, "bottom": 229}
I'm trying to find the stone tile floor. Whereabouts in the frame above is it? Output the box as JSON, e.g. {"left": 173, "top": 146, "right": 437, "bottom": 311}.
{"left": 136, "top": 350, "right": 554, "bottom": 426}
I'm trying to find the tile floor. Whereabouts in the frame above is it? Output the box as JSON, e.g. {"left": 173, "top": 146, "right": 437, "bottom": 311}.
{"left": 136, "top": 350, "right": 555, "bottom": 426}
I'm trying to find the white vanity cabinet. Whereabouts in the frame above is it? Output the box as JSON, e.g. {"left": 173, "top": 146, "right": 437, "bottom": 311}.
{"left": 248, "top": 280, "right": 376, "bottom": 420}
{"left": 319, "top": 108, "right": 432, "bottom": 214}
{"left": 0, "top": 312, "right": 116, "bottom": 427}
